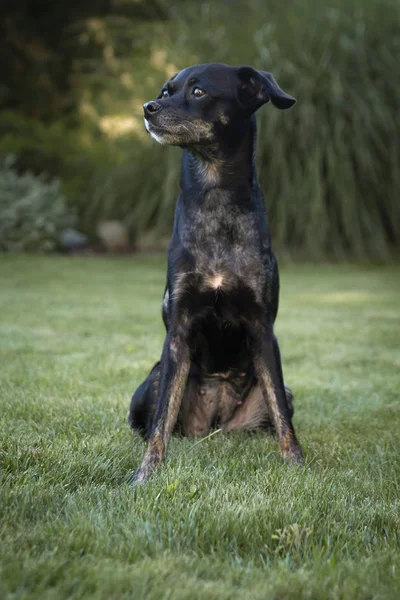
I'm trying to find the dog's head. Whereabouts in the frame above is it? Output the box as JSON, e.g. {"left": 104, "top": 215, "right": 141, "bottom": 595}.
{"left": 143, "top": 63, "right": 296, "bottom": 148}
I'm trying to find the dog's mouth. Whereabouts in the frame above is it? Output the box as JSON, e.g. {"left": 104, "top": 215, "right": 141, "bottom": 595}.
{"left": 144, "top": 118, "right": 169, "bottom": 145}
{"left": 144, "top": 116, "right": 215, "bottom": 148}
{"left": 144, "top": 117, "right": 188, "bottom": 146}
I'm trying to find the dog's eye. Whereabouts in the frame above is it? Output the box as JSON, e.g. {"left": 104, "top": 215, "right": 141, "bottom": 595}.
{"left": 192, "top": 87, "right": 206, "bottom": 98}
{"left": 161, "top": 89, "right": 169, "bottom": 98}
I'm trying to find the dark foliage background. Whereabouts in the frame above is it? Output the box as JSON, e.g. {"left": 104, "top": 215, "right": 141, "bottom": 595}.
{"left": 1, "top": 0, "right": 399, "bottom": 259}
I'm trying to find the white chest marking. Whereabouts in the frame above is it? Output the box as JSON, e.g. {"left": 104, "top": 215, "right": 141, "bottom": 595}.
{"left": 208, "top": 274, "right": 224, "bottom": 289}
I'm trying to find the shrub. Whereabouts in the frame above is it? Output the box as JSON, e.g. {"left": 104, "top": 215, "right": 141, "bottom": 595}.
{"left": 0, "top": 157, "right": 75, "bottom": 252}
{"left": 0, "top": 111, "right": 117, "bottom": 206}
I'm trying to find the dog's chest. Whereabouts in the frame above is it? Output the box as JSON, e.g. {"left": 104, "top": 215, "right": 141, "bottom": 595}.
{"left": 181, "top": 192, "right": 266, "bottom": 298}
{"left": 196, "top": 252, "right": 260, "bottom": 296}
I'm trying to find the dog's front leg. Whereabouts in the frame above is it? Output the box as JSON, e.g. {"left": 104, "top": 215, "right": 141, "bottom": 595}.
{"left": 132, "top": 331, "right": 191, "bottom": 483}
{"left": 248, "top": 322, "right": 304, "bottom": 465}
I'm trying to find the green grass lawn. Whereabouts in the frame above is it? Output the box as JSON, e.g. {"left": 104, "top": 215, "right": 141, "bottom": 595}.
{"left": 1, "top": 256, "right": 399, "bottom": 600}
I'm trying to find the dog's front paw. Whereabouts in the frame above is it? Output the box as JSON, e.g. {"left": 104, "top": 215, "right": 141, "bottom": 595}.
{"left": 279, "top": 429, "right": 304, "bottom": 466}
{"left": 128, "top": 467, "right": 151, "bottom": 486}
{"left": 281, "top": 443, "right": 305, "bottom": 466}
{"left": 128, "top": 456, "right": 159, "bottom": 485}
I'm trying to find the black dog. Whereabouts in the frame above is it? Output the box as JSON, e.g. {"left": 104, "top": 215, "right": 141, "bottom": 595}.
{"left": 129, "top": 63, "right": 304, "bottom": 483}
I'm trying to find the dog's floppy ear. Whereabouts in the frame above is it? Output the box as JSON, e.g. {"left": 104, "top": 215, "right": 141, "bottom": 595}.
{"left": 237, "top": 66, "right": 296, "bottom": 112}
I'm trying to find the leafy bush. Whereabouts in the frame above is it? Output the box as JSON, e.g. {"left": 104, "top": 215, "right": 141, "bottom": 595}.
{"left": 0, "top": 111, "right": 118, "bottom": 204}
{"left": 0, "top": 157, "right": 75, "bottom": 252}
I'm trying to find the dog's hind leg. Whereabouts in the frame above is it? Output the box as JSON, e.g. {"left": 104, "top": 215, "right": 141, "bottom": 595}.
{"left": 284, "top": 383, "right": 294, "bottom": 419}
{"left": 129, "top": 362, "right": 160, "bottom": 438}
{"left": 248, "top": 323, "right": 304, "bottom": 465}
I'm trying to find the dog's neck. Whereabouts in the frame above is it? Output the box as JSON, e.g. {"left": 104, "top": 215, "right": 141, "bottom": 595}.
{"left": 180, "top": 115, "right": 257, "bottom": 196}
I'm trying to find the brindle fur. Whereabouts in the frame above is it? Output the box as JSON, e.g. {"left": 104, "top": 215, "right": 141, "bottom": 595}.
{"left": 129, "top": 63, "right": 304, "bottom": 483}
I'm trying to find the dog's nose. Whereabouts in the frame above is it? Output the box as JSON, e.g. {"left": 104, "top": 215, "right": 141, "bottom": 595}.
{"left": 143, "top": 101, "right": 162, "bottom": 118}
